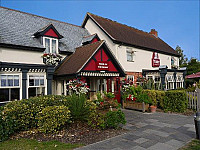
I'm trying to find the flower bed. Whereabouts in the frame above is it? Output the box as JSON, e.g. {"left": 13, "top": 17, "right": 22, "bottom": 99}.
{"left": 123, "top": 101, "right": 149, "bottom": 112}
{"left": 122, "top": 83, "right": 152, "bottom": 112}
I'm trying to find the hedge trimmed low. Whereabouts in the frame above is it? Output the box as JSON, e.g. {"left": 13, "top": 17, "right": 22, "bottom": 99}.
{"left": 163, "top": 90, "right": 187, "bottom": 113}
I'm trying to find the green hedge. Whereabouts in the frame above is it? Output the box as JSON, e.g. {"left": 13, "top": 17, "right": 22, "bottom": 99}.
{"left": 143, "top": 90, "right": 165, "bottom": 108}
{"left": 163, "top": 90, "right": 187, "bottom": 113}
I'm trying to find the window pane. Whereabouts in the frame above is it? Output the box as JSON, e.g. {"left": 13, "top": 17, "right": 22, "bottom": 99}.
{"left": 45, "top": 38, "right": 50, "bottom": 53}
{"left": 40, "top": 76, "right": 44, "bottom": 86}
{"left": 35, "top": 76, "right": 40, "bottom": 86}
{"left": 52, "top": 40, "right": 57, "bottom": 54}
{"left": 28, "top": 87, "right": 36, "bottom": 98}
{"left": 0, "top": 89, "right": 9, "bottom": 102}
{"left": 11, "top": 88, "right": 20, "bottom": 101}
{"left": 7, "top": 75, "right": 13, "bottom": 86}
{"left": 1, "top": 75, "right": 7, "bottom": 87}
{"left": 127, "top": 51, "right": 132, "bottom": 61}
{"left": 29, "top": 75, "right": 34, "bottom": 86}
{"left": 14, "top": 75, "right": 19, "bottom": 86}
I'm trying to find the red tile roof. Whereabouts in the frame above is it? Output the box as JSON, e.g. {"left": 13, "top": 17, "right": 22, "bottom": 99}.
{"left": 82, "top": 13, "right": 180, "bottom": 57}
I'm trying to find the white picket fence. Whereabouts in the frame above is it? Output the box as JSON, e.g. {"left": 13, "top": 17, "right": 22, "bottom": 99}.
{"left": 187, "top": 88, "right": 200, "bottom": 111}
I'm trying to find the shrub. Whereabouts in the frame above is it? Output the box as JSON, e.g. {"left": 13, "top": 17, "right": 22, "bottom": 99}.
{"left": 36, "top": 105, "right": 70, "bottom": 133}
{"left": 0, "top": 107, "right": 15, "bottom": 142}
{"left": 143, "top": 90, "right": 157, "bottom": 105}
{"left": 163, "top": 90, "right": 187, "bottom": 112}
{"left": 88, "top": 112, "right": 106, "bottom": 129}
{"left": 136, "top": 92, "right": 152, "bottom": 104}
{"left": 2, "top": 95, "right": 68, "bottom": 130}
{"left": 156, "top": 91, "right": 165, "bottom": 109}
{"left": 105, "top": 109, "right": 126, "bottom": 129}
{"left": 66, "top": 94, "right": 91, "bottom": 121}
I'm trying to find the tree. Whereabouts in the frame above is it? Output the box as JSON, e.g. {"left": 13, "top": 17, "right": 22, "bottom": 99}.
{"left": 175, "top": 45, "right": 188, "bottom": 67}
{"left": 184, "top": 58, "right": 200, "bottom": 75}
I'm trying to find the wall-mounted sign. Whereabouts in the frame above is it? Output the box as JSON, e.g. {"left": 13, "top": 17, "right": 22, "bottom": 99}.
{"left": 96, "top": 61, "right": 109, "bottom": 70}
{"left": 152, "top": 52, "right": 160, "bottom": 67}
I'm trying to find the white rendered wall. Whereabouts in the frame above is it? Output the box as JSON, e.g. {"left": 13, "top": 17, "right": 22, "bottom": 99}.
{"left": 84, "top": 18, "right": 117, "bottom": 56}
{"left": 0, "top": 47, "right": 44, "bottom": 64}
{"left": 85, "top": 18, "right": 179, "bottom": 72}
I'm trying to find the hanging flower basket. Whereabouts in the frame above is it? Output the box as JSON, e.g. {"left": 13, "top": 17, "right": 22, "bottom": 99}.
{"left": 42, "top": 53, "right": 62, "bottom": 66}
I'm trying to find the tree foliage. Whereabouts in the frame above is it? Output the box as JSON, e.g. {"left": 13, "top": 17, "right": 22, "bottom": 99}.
{"left": 175, "top": 45, "right": 188, "bottom": 66}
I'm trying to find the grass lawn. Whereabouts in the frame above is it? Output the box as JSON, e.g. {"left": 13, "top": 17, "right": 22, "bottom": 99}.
{"left": 0, "top": 138, "right": 83, "bottom": 150}
{"left": 179, "top": 139, "right": 200, "bottom": 150}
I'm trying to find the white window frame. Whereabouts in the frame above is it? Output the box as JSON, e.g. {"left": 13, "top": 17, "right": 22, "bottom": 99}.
{"left": 166, "top": 75, "right": 175, "bottom": 90}
{"left": 127, "top": 75, "right": 134, "bottom": 82}
{"left": 0, "top": 74, "right": 20, "bottom": 88}
{"left": 126, "top": 48, "right": 135, "bottom": 62}
{"left": 43, "top": 36, "right": 58, "bottom": 54}
{"left": 28, "top": 75, "right": 45, "bottom": 88}
{"left": 0, "top": 74, "right": 21, "bottom": 103}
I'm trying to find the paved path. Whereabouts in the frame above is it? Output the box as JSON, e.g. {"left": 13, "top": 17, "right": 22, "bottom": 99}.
{"left": 76, "top": 109, "right": 195, "bottom": 150}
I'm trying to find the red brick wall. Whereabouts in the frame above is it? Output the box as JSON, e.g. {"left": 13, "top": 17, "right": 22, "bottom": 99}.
{"left": 126, "top": 72, "right": 143, "bottom": 86}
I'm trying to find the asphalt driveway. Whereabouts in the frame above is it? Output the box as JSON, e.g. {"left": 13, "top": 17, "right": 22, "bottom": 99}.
{"left": 76, "top": 109, "right": 195, "bottom": 150}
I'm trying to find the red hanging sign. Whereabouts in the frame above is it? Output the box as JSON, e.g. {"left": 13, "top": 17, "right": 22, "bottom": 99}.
{"left": 96, "top": 61, "right": 109, "bottom": 70}
{"left": 152, "top": 52, "right": 160, "bottom": 67}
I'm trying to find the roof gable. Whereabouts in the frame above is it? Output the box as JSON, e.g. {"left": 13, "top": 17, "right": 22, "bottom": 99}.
{"left": 55, "top": 40, "right": 125, "bottom": 76}
{"left": 82, "top": 13, "right": 180, "bottom": 57}
{"left": 34, "top": 24, "right": 63, "bottom": 39}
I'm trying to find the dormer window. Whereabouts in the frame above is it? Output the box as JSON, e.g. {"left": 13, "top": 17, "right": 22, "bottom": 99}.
{"left": 34, "top": 24, "right": 63, "bottom": 54}
{"left": 43, "top": 37, "right": 58, "bottom": 54}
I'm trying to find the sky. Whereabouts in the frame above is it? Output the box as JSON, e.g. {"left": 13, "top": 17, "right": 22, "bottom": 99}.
{"left": 1, "top": 0, "right": 200, "bottom": 61}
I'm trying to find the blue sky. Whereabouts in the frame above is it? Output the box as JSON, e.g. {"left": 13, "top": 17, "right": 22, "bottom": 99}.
{"left": 1, "top": 0, "right": 200, "bottom": 61}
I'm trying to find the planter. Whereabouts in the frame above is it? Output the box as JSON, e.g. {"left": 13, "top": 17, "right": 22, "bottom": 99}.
{"left": 150, "top": 105, "right": 157, "bottom": 113}
{"left": 123, "top": 101, "right": 149, "bottom": 112}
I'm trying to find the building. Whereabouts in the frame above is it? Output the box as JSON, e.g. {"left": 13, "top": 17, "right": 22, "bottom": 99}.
{"left": 82, "top": 13, "right": 186, "bottom": 90}
{"left": 0, "top": 7, "right": 186, "bottom": 104}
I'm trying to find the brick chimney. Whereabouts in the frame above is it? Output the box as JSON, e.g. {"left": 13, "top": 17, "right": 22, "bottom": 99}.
{"left": 149, "top": 29, "right": 158, "bottom": 37}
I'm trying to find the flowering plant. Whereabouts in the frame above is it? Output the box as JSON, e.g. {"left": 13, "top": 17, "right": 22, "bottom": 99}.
{"left": 42, "top": 53, "right": 62, "bottom": 66}
{"left": 66, "top": 79, "right": 89, "bottom": 95}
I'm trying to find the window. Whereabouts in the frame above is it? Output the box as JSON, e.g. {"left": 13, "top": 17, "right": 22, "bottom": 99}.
{"left": 126, "top": 48, "right": 134, "bottom": 61}
{"left": 29, "top": 75, "right": 44, "bottom": 87}
{"left": 43, "top": 37, "right": 58, "bottom": 54}
{"left": 0, "top": 74, "right": 20, "bottom": 103}
{"left": 0, "top": 75, "right": 19, "bottom": 87}
{"left": 176, "top": 75, "right": 183, "bottom": 89}
{"left": 28, "top": 75, "right": 45, "bottom": 98}
{"left": 127, "top": 75, "right": 134, "bottom": 84}
{"left": 154, "top": 76, "right": 161, "bottom": 90}
{"left": 166, "top": 75, "right": 174, "bottom": 90}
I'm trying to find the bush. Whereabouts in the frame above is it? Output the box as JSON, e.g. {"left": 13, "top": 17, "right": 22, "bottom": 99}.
{"left": 37, "top": 105, "right": 70, "bottom": 133}
{"left": 0, "top": 107, "right": 15, "bottom": 142}
{"left": 2, "top": 95, "right": 68, "bottom": 130}
{"left": 144, "top": 90, "right": 165, "bottom": 108}
{"left": 66, "top": 94, "right": 91, "bottom": 121}
{"left": 156, "top": 91, "right": 165, "bottom": 109}
{"left": 88, "top": 112, "right": 106, "bottom": 129}
{"left": 163, "top": 90, "right": 187, "bottom": 112}
{"left": 105, "top": 109, "right": 126, "bottom": 129}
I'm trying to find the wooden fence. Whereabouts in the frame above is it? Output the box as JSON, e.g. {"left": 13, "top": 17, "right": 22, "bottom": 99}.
{"left": 187, "top": 88, "right": 200, "bottom": 111}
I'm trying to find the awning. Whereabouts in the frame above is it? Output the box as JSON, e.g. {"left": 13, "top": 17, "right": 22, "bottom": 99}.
{"left": 186, "top": 72, "right": 200, "bottom": 79}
